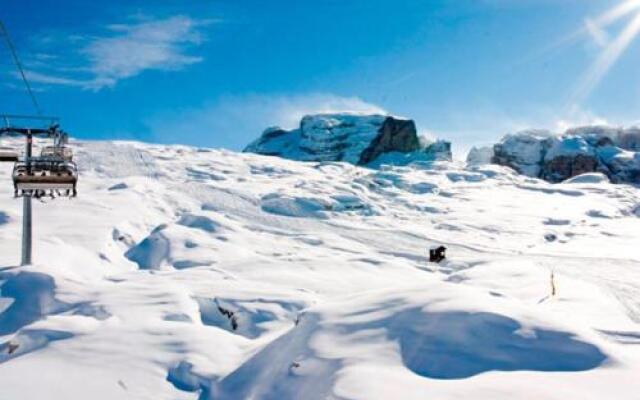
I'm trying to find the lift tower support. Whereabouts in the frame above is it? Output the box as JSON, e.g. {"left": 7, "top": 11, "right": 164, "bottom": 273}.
{"left": 0, "top": 122, "right": 66, "bottom": 266}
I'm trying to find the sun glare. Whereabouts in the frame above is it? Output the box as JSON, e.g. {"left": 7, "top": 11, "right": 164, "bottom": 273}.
{"left": 570, "top": 0, "right": 640, "bottom": 107}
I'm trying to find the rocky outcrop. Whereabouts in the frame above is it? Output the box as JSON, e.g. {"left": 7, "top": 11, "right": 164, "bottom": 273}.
{"left": 598, "top": 146, "right": 640, "bottom": 183}
{"left": 358, "top": 118, "right": 420, "bottom": 164}
{"left": 541, "top": 154, "right": 599, "bottom": 182}
{"left": 540, "top": 136, "right": 599, "bottom": 182}
{"left": 424, "top": 140, "right": 453, "bottom": 161}
{"left": 492, "top": 130, "right": 551, "bottom": 177}
{"left": 244, "top": 114, "right": 451, "bottom": 167}
{"left": 487, "top": 126, "right": 640, "bottom": 184}
{"left": 566, "top": 126, "right": 640, "bottom": 151}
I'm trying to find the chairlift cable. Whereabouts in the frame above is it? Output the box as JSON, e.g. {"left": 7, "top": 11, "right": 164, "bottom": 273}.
{"left": 0, "top": 21, "right": 77, "bottom": 267}
{"left": 0, "top": 20, "right": 43, "bottom": 116}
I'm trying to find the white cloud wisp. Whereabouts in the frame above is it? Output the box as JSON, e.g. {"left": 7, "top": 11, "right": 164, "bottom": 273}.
{"left": 24, "top": 15, "right": 209, "bottom": 90}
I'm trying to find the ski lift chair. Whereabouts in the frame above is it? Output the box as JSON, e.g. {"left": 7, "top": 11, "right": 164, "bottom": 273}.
{"left": 40, "top": 145, "right": 73, "bottom": 161}
{"left": 12, "top": 156, "right": 78, "bottom": 198}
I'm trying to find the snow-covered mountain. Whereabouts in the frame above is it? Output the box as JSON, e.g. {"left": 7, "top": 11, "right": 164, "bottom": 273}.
{"left": 1, "top": 138, "right": 640, "bottom": 399}
{"left": 244, "top": 114, "right": 452, "bottom": 166}
{"left": 480, "top": 126, "right": 640, "bottom": 183}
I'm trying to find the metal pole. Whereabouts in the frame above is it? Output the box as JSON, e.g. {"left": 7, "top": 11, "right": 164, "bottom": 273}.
{"left": 21, "top": 131, "right": 33, "bottom": 266}
{"left": 21, "top": 196, "right": 32, "bottom": 265}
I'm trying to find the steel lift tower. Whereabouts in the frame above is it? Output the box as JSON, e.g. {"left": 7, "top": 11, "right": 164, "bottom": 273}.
{"left": 1, "top": 21, "right": 79, "bottom": 265}
{"left": 0, "top": 119, "right": 78, "bottom": 265}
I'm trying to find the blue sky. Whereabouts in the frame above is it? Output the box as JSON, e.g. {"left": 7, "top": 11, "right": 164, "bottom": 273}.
{"left": 2, "top": 0, "right": 640, "bottom": 153}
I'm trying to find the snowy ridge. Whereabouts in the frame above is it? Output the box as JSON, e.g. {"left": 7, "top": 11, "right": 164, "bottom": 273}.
{"left": 0, "top": 139, "right": 639, "bottom": 399}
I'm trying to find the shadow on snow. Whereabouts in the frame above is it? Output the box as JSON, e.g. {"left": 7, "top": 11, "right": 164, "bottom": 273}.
{"left": 382, "top": 310, "right": 607, "bottom": 379}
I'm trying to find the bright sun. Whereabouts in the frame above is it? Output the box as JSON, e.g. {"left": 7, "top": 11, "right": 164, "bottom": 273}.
{"left": 571, "top": 0, "right": 640, "bottom": 106}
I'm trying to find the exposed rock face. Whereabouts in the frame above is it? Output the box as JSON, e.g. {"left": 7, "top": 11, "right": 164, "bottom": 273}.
{"left": 358, "top": 117, "right": 420, "bottom": 164}
{"left": 489, "top": 126, "right": 640, "bottom": 184}
{"left": 540, "top": 136, "right": 599, "bottom": 182}
{"left": 565, "top": 126, "right": 640, "bottom": 151}
{"left": 424, "top": 140, "right": 453, "bottom": 161}
{"left": 541, "top": 154, "right": 599, "bottom": 182}
{"left": 244, "top": 114, "right": 451, "bottom": 167}
{"left": 492, "top": 130, "right": 551, "bottom": 177}
{"left": 598, "top": 146, "right": 640, "bottom": 183}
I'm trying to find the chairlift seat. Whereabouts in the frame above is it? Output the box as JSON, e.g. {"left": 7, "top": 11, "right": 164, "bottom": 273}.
{"left": 40, "top": 146, "right": 73, "bottom": 161}
{"left": 12, "top": 158, "right": 78, "bottom": 197}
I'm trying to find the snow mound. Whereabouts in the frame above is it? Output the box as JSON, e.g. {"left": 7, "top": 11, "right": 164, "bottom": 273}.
{"left": 124, "top": 224, "right": 171, "bottom": 269}
{"left": 125, "top": 215, "right": 233, "bottom": 270}
{"left": 564, "top": 173, "right": 610, "bottom": 184}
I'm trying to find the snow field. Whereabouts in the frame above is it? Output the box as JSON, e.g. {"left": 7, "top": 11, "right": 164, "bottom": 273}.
{"left": 0, "top": 139, "right": 639, "bottom": 399}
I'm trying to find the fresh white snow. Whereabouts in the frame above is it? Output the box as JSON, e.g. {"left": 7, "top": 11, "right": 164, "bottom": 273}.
{"left": 1, "top": 139, "right": 640, "bottom": 399}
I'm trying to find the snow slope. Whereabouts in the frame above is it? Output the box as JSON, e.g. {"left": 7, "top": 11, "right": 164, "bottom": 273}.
{"left": 0, "top": 139, "right": 639, "bottom": 399}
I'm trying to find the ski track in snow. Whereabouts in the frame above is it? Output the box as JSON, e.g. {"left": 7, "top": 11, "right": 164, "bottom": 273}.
{"left": 0, "top": 139, "right": 639, "bottom": 399}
